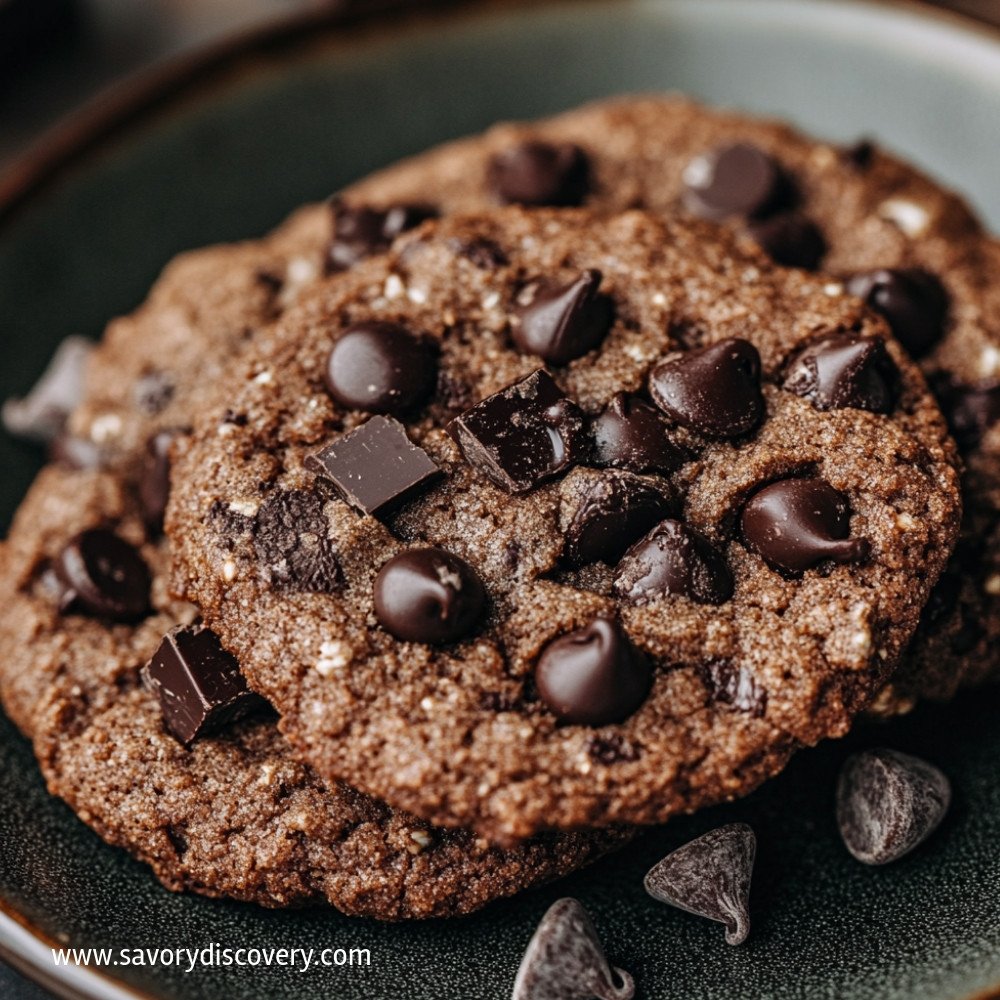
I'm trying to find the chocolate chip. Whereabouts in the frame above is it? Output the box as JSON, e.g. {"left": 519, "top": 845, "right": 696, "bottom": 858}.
{"left": 740, "top": 477, "right": 870, "bottom": 574}
{"left": 783, "top": 333, "right": 897, "bottom": 413}
{"left": 684, "top": 143, "right": 787, "bottom": 220}
{"left": 846, "top": 269, "right": 949, "bottom": 358}
{"left": 488, "top": 141, "right": 590, "bottom": 207}
{"left": 614, "top": 519, "right": 733, "bottom": 606}
{"left": 842, "top": 139, "right": 875, "bottom": 170}
{"left": 511, "top": 270, "right": 613, "bottom": 365}
{"left": 374, "top": 547, "right": 485, "bottom": 643}
{"left": 747, "top": 212, "right": 826, "bottom": 270}
{"left": 535, "top": 618, "right": 652, "bottom": 726}
{"left": 644, "top": 823, "right": 756, "bottom": 945}
{"left": 512, "top": 898, "right": 635, "bottom": 1000}
{"left": 306, "top": 416, "right": 442, "bottom": 517}
{"left": 649, "top": 338, "right": 764, "bottom": 439}
{"left": 139, "top": 429, "right": 182, "bottom": 534}
{"left": 142, "top": 625, "right": 266, "bottom": 746}
{"left": 134, "top": 370, "right": 175, "bottom": 416}
{"left": 448, "top": 369, "right": 586, "bottom": 494}
{"left": 252, "top": 490, "right": 343, "bottom": 593}
{"left": 591, "top": 393, "right": 688, "bottom": 475}
{"left": 586, "top": 733, "right": 641, "bottom": 766}
{"left": 699, "top": 659, "right": 767, "bottom": 717}
{"left": 327, "top": 200, "right": 437, "bottom": 272}
{"left": 324, "top": 321, "right": 438, "bottom": 416}
{"left": 930, "top": 373, "right": 1000, "bottom": 451}
{"left": 836, "top": 748, "right": 950, "bottom": 865}
{"left": 53, "top": 529, "right": 151, "bottom": 621}
{"left": 449, "top": 236, "right": 509, "bottom": 269}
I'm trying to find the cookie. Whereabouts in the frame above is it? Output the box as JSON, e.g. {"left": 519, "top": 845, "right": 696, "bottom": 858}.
{"left": 166, "top": 207, "right": 960, "bottom": 843}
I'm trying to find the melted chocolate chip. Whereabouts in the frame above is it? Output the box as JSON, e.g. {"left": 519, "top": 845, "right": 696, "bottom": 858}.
{"left": 139, "top": 429, "right": 182, "bottom": 534}
{"left": 614, "top": 519, "right": 733, "bottom": 606}
{"left": 324, "top": 321, "right": 438, "bottom": 416}
{"left": 374, "top": 548, "right": 485, "bottom": 644}
{"left": 684, "top": 143, "right": 787, "bottom": 220}
{"left": 931, "top": 373, "right": 1000, "bottom": 451}
{"left": 846, "top": 268, "right": 949, "bottom": 359}
{"left": 649, "top": 338, "right": 764, "bottom": 439}
{"left": 740, "top": 477, "right": 869, "bottom": 574}
{"left": 448, "top": 369, "right": 586, "bottom": 494}
{"left": 488, "top": 141, "right": 590, "bottom": 207}
{"left": 535, "top": 618, "right": 652, "bottom": 726}
{"left": 54, "top": 529, "right": 151, "bottom": 621}
{"left": 644, "top": 823, "right": 756, "bottom": 945}
{"left": 510, "top": 270, "right": 613, "bottom": 365}
{"left": 783, "top": 333, "right": 897, "bottom": 413}
{"left": 591, "top": 393, "right": 687, "bottom": 475}
{"left": 699, "top": 660, "right": 767, "bottom": 717}
{"left": 747, "top": 212, "right": 826, "bottom": 270}
{"left": 327, "top": 201, "right": 437, "bottom": 272}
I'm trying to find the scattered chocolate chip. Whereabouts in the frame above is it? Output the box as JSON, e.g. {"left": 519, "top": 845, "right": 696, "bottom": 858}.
{"left": 2, "top": 336, "right": 92, "bottom": 443}
{"left": 699, "top": 660, "right": 767, "bottom": 717}
{"left": 255, "top": 268, "right": 284, "bottom": 295}
{"left": 846, "top": 268, "right": 949, "bottom": 358}
{"left": 614, "top": 519, "right": 733, "bottom": 606}
{"left": 740, "top": 477, "right": 870, "bottom": 574}
{"left": 587, "top": 733, "right": 641, "bottom": 766}
{"left": 139, "top": 429, "right": 182, "bottom": 534}
{"left": 649, "top": 338, "right": 764, "bottom": 439}
{"left": 747, "top": 212, "right": 826, "bottom": 270}
{"left": 49, "top": 434, "right": 105, "bottom": 470}
{"left": 134, "top": 370, "right": 175, "bottom": 416}
{"left": 142, "top": 625, "right": 266, "bottom": 746}
{"left": 783, "top": 333, "right": 897, "bottom": 413}
{"left": 324, "top": 321, "right": 438, "bottom": 416}
{"left": 644, "top": 823, "right": 756, "bottom": 945}
{"left": 930, "top": 372, "right": 1000, "bottom": 451}
{"left": 306, "top": 416, "right": 442, "bottom": 518}
{"left": 53, "top": 528, "right": 151, "bottom": 621}
{"left": 836, "top": 748, "right": 950, "bottom": 865}
{"left": 449, "top": 236, "right": 509, "bottom": 269}
{"left": 591, "top": 393, "right": 688, "bottom": 475}
{"left": 374, "top": 547, "right": 485, "bottom": 644}
{"left": 535, "top": 618, "right": 652, "bottom": 726}
{"left": 512, "top": 898, "right": 635, "bottom": 1000}
{"left": 842, "top": 139, "right": 876, "bottom": 170}
{"left": 488, "top": 141, "right": 590, "bottom": 207}
{"left": 448, "top": 369, "right": 586, "bottom": 494}
{"left": 684, "top": 143, "right": 787, "bottom": 220}
{"left": 327, "top": 200, "right": 437, "bottom": 272}
{"left": 511, "top": 270, "right": 613, "bottom": 364}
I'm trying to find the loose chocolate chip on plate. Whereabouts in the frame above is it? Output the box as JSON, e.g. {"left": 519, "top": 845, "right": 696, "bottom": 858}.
{"left": 327, "top": 201, "right": 437, "bottom": 272}
{"left": 747, "top": 212, "right": 827, "bottom": 270}
{"left": 306, "top": 415, "right": 442, "bottom": 518}
{"left": 488, "top": 141, "right": 590, "bottom": 207}
{"left": 591, "top": 393, "right": 687, "bottom": 475}
{"left": 448, "top": 369, "right": 586, "bottom": 494}
{"left": 535, "top": 618, "right": 652, "bottom": 726}
{"left": 374, "top": 547, "right": 485, "bottom": 643}
{"left": 649, "top": 338, "right": 764, "bottom": 439}
{"left": 683, "top": 143, "right": 787, "bottom": 220}
{"left": 53, "top": 528, "right": 151, "bottom": 621}
{"left": 836, "top": 748, "right": 950, "bottom": 865}
{"left": 846, "top": 268, "right": 949, "bottom": 358}
{"left": 142, "top": 625, "right": 266, "bottom": 746}
{"left": 614, "top": 519, "right": 733, "bottom": 606}
{"left": 740, "top": 477, "right": 870, "bottom": 574}
{"left": 511, "top": 270, "right": 613, "bottom": 365}
{"left": 324, "top": 321, "right": 438, "bottom": 416}
{"left": 930, "top": 373, "right": 1000, "bottom": 452}
{"left": 783, "top": 333, "right": 897, "bottom": 413}
{"left": 512, "top": 897, "right": 635, "bottom": 1000}
{"left": 139, "top": 429, "right": 183, "bottom": 534}
{"left": 644, "top": 823, "right": 756, "bottom": 945}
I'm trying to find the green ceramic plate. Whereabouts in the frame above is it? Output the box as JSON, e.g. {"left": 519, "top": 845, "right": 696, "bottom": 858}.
{"left": 2, "top": 2, "right": 1000, "bottom": 997}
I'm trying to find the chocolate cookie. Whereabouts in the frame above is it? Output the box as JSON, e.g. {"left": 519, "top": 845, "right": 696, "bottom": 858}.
{"left": 166, "top": 207, "right": 960, "bottom": 843}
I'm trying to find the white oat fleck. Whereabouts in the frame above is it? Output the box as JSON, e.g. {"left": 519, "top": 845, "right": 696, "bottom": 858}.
{"left": 90, "top": 413, "right": 122, "bottom": 442}
{"left": 879, "top": 198, "right": 930, "bottom": 237}
{"left": 823, "top": 281, "right": 844, "bottom": 297}
{"left": 384, "top": 274, "right": 405, "bottom": 299}
{"left": 985, "top": 574, "right": 1000, "bottom": 596}
{"left": 651, "top": 291, "right": 667, "bottom": 307}
{"left": 978, "top": 344, "right": 1000, "bottom": 378}
{"left": 253, "top": 370, "right": 273, "bottom": 385}
{"left": 407, "top": 285, "right": 428, "bottom": 304}
{"left": 895, "top": 512, "right": 917, "bottom": 530}
{"left": 482, "top": 291, "right": 500, "bottom": 310}
{"left": 316, "top": 640, "right": 350, "bottom": 677}
{"left": 407, "top": 830, "right": 433, "bottom": 854}
{"left": 228, "top": 499, "right": 260, "bottom": 517}
{"left": 221, "top": 560, "right": 238, "bottom": 583}
{"left": 286, "top": 256, "right": 319, "bottom": 287}
{"left": 420, "top": 696, "right": 434, "bottom": 712}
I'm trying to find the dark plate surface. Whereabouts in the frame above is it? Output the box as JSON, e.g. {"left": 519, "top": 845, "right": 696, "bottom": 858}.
{"left": 1, "top": 1, "right": 1000, "bottom": 997}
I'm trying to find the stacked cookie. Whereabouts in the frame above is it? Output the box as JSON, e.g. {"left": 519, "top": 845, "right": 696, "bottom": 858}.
{"left": 1, "top": 96, "right": 996, "bottom": 916}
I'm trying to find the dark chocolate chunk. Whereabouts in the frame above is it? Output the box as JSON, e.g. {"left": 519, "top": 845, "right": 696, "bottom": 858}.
{"left": 836, "top": 748, "right": 950, "bottom": 865}
{"left": 783, "top": 333, "right": 897, "bottom": 413}
{"left": 139, "top": 429, "right": 182, "bottom": 534}
{"left": 512, "top": 898, "right": 635, "bottom": 1000}
{"left": 324, "top": 321, "right": 438, "bottom": 416}
{"left": 488, "top": 141, "right": 590, "bottom": 207}
{"left": 134, "top": 370, "right": 175, "bottom": 416}
{"left": 511, "top": 270, "right": 613, "bottom": 364}
{"left": 842, "top": 139, "right": 876, "bottom": 170}
{"left": 930, "top": 373, "right": 1000, "bottom": 451}
{"left": 449, "top": 236, "right": 509, "bottom": 269}
{"left": 448, "top": 370, "right": 586, "bottom": 494}
{"left": 563, "top": 472, "right": 673, "bottom": 568}
{"left": 2, "top": 336, "right": 92, "bottom": 443}
{"left": 53, "top": 529, "right": 151, "bottom": 621}
{"left": 644, "top": 823, "right": 756, "bottom": 945}
{"left": 846, "top": 268, "right": 949, "bottom": 358}
{"left": 649, "top": 338, "right": 764, "bottom": 439}
{"left": 142, "top": 625, "right": 265, "bottom": 746}
{"left": 306, "top": 416, "right": 442, "bottom": 517}
{"left": 535, "top": 618, "right": 652, "bottom": 726}
{"left": 614, "top": 519, "right": 733, "bottom": 605}
{"left": 740, "top": 477, "right": 870, "bottom": 574}
{"left": 699, "top": 660, "right": 767, "bottom": 717}
{"left": 374, "top": 547, "right": 485, "bottom": 643}
{"left": 591, "top": 393, "right": 687, "bottom": 475}
{"left": 684, "top": 143, "right": 787, "bottom": 220}
{"left": 747, "top": 212, "right": 826, "bottom": 270}
{"left": 327, "top": 200, "right": 437, "bottom": 272}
